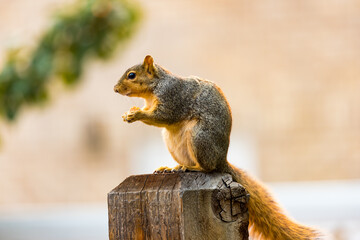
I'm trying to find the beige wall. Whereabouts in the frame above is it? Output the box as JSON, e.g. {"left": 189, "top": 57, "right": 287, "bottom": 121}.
{"left": 1, "top": 0, "right": 360, "bottom": 205}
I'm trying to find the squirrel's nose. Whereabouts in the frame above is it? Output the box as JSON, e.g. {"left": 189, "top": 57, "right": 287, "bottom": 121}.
{"left": 114, "top": 85, "right": 119, "bottom": 93}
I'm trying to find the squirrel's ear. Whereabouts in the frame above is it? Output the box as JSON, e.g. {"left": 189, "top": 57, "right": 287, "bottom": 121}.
{"left": 143, "top": 55, "right": 155, "bottom": 74}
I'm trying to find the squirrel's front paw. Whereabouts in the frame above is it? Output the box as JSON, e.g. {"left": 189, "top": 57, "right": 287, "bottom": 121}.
{"left": 122, "top": 107, "right": 141, "bottom": 123}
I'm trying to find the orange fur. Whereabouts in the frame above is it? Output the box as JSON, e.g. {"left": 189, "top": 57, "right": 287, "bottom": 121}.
{"left": 163, "top": 120, "right": 199, "bottom": 168}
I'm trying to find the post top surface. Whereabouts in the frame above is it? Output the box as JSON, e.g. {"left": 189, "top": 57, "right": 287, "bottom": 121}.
{"left": 109, "top": 172, "right": 234, "bottom": 195}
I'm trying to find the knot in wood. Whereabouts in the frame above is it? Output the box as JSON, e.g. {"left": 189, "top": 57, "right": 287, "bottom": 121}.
{"left": 211, "top": 175, "right": 249, "bottom": 222}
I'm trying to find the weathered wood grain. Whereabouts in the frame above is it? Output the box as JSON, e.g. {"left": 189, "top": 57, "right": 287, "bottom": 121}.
{"left": 108, "top": 172, "right": 249, "bottom": 240}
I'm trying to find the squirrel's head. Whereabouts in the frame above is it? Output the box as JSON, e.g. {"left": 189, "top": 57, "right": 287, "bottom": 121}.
{"left": 114, "top": 55, "right": 158, "bottom": 97}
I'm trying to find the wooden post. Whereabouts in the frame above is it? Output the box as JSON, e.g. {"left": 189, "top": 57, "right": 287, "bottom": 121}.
{"left": 108, "top": 172, "right": 249, "bottom": 240}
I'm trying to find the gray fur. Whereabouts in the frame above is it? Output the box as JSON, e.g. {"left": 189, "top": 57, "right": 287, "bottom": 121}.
{"left": 153, "top": 66, "right": 232, "bottom": 171}
{"left": 115, "top": 59, "right": 232, "bottom": 172}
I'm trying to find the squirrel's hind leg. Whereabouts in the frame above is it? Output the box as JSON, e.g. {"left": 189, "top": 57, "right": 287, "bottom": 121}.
{"left": 153, "top": 165, "right": 202, "bottom": 174}
{"left": 154, "top": 166, "right": 173, "bottom": 173}
{"left": 190, "top": 124, "right": 229, "bottom": 172}
{"left": 172, "top": 164, "right": 202, "bottom": 172}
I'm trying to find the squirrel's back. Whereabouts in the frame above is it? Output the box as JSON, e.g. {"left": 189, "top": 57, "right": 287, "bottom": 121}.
{"left": 154, "top": 68, "right": 232, "bottom": 131}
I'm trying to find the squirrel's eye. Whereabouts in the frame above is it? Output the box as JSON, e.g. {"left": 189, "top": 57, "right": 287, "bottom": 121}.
{"left": 128, "top": 72, "right": 136, "bottom": 79}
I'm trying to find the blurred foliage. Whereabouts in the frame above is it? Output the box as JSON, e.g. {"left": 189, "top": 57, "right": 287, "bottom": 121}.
{"left": 0, "top": 0, "right": 141, "bottom": 121}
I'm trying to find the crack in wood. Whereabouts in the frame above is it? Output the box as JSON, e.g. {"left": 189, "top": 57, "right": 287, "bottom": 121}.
{"left": 212, "top": 176, "right": 249, "bottom": 223}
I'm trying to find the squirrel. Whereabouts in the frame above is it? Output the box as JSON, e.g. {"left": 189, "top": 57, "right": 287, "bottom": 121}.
{"left": 114, "top": 55, "right": 320, "bottom": 240}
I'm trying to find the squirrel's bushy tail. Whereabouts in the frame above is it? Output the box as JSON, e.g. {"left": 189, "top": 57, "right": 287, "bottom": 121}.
{"left": 229, "top": 164, "right": 320, "bottom": 240}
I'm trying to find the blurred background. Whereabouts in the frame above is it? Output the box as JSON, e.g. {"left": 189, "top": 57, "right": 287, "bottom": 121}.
{"left": 1, "top": 0, "right": 360, "bottom": 239}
